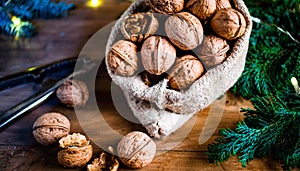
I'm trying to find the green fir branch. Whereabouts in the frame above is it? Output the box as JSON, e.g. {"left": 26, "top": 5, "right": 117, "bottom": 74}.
{"left": 231, "top": 0, "right": 300, "bottom": 99}
{"left": 208, "top": 95, "right": 300, "bottom": 169}
{"left": 3, "top": 0, "right": 74, "bottom": 20}
{"left": 0, "top": 7, "right": 35, "bottom": 37}
{"left": 0, "top": 0, "right": 74, "bottom": 37}
{"left": 208, "top": 1, "right": 300, "bottom": 164}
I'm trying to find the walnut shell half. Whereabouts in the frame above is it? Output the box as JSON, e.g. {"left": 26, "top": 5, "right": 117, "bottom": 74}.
{"left": 121, "top": 12, "right": 159, "bottom": 43}
{"left": 87, "top": 147, "right": 119, "bottom": 171}
{"left": 57, "top": 133, "right": 93, "bottom": 168}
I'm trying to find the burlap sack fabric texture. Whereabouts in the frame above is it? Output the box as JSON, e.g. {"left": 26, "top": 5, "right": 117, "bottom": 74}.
{"left": 105, "top": 0, "right": 252, "bottom": 138}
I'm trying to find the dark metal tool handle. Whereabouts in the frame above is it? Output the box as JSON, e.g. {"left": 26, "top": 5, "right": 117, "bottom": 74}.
{"left": 0, "top": 57, "right": 77, "bottom": 91}
{"left": 0, "top": 71, "right": 74, "bottom": 130}
{"left": 0, "top": 58, "right": 95, "bottom": 131}
{"left": 0, "top": 83, "right": 57, "bottom": 130}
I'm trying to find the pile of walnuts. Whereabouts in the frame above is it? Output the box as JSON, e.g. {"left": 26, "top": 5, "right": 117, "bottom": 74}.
{"left": 107, "top": 0, "right": 247, "bottom": 91}
{"left": 32, "top": 79, "right": 156, "bottom": 170}
{"left": 32, "top": 111, "right": 155, "bottom": 170}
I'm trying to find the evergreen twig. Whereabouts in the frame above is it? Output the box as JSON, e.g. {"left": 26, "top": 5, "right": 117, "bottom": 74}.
{"left": 0, "top": 7, "right": 35, "bottom": 37}
{"left": 3, "top": 0, "right": 74, "bottom": 19}
{"left": 208, "top": 96, "right": 300, "bottom": 170}
{"left": 231, "top": 0, "right": 300, "bottom": 99}
{"left": 208, "top": 0, "right": 300, "bottom": 169}
{"left": 0, "top": 0, "right": 74, "bottom": 37}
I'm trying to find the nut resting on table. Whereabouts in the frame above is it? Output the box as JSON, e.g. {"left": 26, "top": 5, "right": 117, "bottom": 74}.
{"left": 117, "top": 131, "right": 156, "bottom": 169}
{"left": 57, "top": 133, "right": 93, "bottom": 168}
{"left": 56, "top": 79, "right": 89, "bottom": 108}
{"left": 32, "top": 112, "right": 70, "bottom": 146}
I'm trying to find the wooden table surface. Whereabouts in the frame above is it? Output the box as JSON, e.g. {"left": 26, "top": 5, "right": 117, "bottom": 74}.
{"left": 0, "top": 0, "right": 295, "bottom": 170}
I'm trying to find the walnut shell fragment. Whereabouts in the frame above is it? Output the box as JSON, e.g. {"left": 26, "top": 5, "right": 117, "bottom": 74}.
{"left": 32, "top": 112, "right": 70, "bottom": 146}
{"left": 196, "top": 35, "right": 230, "bottom": 68}
{"left": 210, "top": 8, "right": 246, "bottom": 40}
{"left": 149, "top": 0, "right": 184, "bottom": 14}
{"left": 56, "top": 79, "right": 89, "bottom": 108}
{"left": 107, "top": 40, "right": 139, "bottom": 76}
{"left": 87, "top": 147, "right": 119, "bottom": 171}
{"left": 121, "top": 12, "right": 159, "bottom": 43}
{"left": 117, "top": 131, "right": 156, "bottom": 169}
{"left": 165, "top": 12, "right": 203, "bottom": 50}
{"left": 186, "top": 0, "right": 216, "bottom": 20}
{"left": 168, "top": 55, "right": 205, "bottom": 90}
{"left": 141, "top": 36, "right": 176, "bottom": 75}
{"left": 57, "top": 133, "right": 93, "bottom": 168}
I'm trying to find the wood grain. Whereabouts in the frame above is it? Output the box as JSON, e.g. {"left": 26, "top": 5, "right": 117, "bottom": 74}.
{"left": 0, "top": 0, "right": 298, "bottom": 170}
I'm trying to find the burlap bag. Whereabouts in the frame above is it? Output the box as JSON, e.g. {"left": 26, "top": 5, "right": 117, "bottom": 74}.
{"left": 105, "top": 0, "right": 252, "bottom": 138}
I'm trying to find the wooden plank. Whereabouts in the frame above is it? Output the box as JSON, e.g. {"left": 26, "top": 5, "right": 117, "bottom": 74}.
{"left": 0, "top": 0, "right": 298, "bottom": 170}
{"left": 0, "top": 145, "right": 294, "bottom": 171}
{"left": 0, "top": 1, "right": 130, "bottom": 77}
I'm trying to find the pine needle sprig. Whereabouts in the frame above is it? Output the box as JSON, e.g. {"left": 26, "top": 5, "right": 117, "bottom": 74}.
{"left": 0, "top": 7, "right": 35, "bottom": 37}
{"left": 231, "top": 0, "right": 300, "bottom": 99}
{"left": 276, "top": 119, "right": 300, "bottom": 170}
{"left": 280, "top": 139, "right": 300, "bottom": 169}
{"left": 207, "top": 0, "right": 300, "bottom": 169}
{"left": 0, "top": 0, "right": 74, "bottom": 37}
{"left": 208, "top": 95, "right": 300, "bottom": 169}
{"left": 3, "top": 0, "right": 74, "bottom": 20}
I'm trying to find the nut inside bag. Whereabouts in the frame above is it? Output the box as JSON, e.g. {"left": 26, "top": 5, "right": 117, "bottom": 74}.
{"left": 105, "top": 0, "right": 252, "bottom": 138}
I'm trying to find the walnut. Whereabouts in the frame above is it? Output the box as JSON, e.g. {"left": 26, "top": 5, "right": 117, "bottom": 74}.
{"left": 87, "top": 146, "right": 119, "bottom": 171}
{"left": 107, "top": 40, "right": 139, "bottom": 76}
{"left": 121, "top": 12, "right": 159, "bottom": 43}
{"left": 32, "top": 112, "right": 70, "bottom": 146}
{"left": 141, "top": 36, "right": 176, "bottom": 75}
{"left": 57, "top": 133, "right": 93, "bottom": 168}
{"left": 186, "top": 0, "right": 216, "bottom": 20}
{"left": 56, "top": 79, "right": 89, "bottom": 108}
{"left": 168, "top": 55, "right": 205, "bottom": 90}
{"left": 117, "top": 131, "right": 156, "bottom": 169}
{"left": 148, "top": 0, "right": 184, "bottom": 14}
{"left": 216, "top": 0, "right": 232, "bottom": 10}
{"left": 210, "top": 8, "right": 246, "bottom": 40}
{"left": 165, "top": 12, "right": 203, "bottom": 50}
{"left": 196, "top": 35, "right": 230, "bottom": 68}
